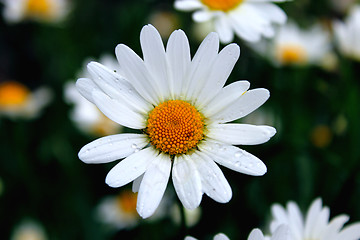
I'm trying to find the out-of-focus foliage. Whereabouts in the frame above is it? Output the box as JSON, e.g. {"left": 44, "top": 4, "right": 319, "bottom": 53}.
{"left": 1, "top": 0, "right": 360, "bottom": 239}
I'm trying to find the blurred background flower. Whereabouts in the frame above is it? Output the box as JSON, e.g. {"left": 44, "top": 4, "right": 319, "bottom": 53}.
{"left": 1, "top": 0, "right": 70, "bottom": 24}
{"left": 1, "top": 0, "right": 360, "bottom": 239}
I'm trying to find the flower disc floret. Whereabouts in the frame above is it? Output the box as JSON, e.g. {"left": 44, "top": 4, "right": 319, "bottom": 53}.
{"left": 0, "top": 81, "right": 29, "bottom": 106}
{"left": 146, "top": 100, "right": 205, "bottom": 155}
{"left": 201, "top": 0, "right": 243, "bottom": 11}
{"left": 26, "top": 0, "right": 52, "bottom": 18}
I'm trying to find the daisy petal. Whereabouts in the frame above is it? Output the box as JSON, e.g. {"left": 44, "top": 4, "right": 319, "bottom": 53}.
{"left": 137, "top": 153, "right": 171, "bottom": 218}
{"left": 207, "top": 123, "right": 276, "bottom": 145}
{"left": 132, "top": 174, "right": 144, "bottom": 193}
{"left": 193, "top": 152, "right": 232, "bottom": 203}
{"left": 248, "top": 229, "right": 264, "bottom": 240}
{"left": 214, "top": 233, "right": 230, "bottom": 240}
{"left": 105, "top": 147, "right": 158, "bottom": 188}
{"left": 208, "top": 88, "right": 270, "bottom": 123}
{"left": 199, "top": 140, "right": 267, "bottom": 176}
{"left": 215, "top": 17, "right": 235, "bottom": 44}
{"left": 322, "top": 215, "right": 349, "bottom": 240}
{"left": 272, "top": 225, "right": 290, "bottom": 240}
{"left": 76, "top": 78, "right": 98, "bottom": 103}
{"left": 183, "top": 32, "right": 219, "bottom": 100}
{"left": 255, "top": 3, "right": 287, "bottom": 24}
{"left": 78, "top": 134, "right": 149, "bottom": 164}
{"left": 195, "top": 43, "right": 240, "bottom": 108}
{"left": 337, "top": 223, "right": 360, "bottom": 240}
{"left": 172, "top": 154, "right": 202, "bottom": 209}
{"left": 115, "top": 44, "right": 159, "bottom": 105}
{"left": 270, "top": 204, "right": 288, "bottom": 232}
{"left": 92, "top": 89, "right": 146, "bottom": 129}
{"left": 311, "top": 207, "right": 330, "bottom": 239}
{"left": 304, "top": 198, "right": 323, "bottom": 237}
{"left": 287, "top": 202, "right": 304, "bottom": 240}
{"left": 87, "top": 62, "right": 152, "bottom": 114}
{"left": 201, "top": 80, "right": 250, "bottom": 116}
{"left": 193, "top": 11, "right": 212, "bottom": 22}
{"left": 174, "top": 0, "right": 203, "bottom": 11}
{"left": 140, "top": 24, "right": 169, "bottom": 101}
{"left": 166, "top": 29, "right": 191, "bottom": 99}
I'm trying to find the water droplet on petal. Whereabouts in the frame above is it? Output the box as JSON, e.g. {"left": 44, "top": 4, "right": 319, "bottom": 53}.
{"left": 131, "top": 143, "right": 138, "bottom": 149}
{"left": 234, "top": 151, "right": 242, "bottom": 158}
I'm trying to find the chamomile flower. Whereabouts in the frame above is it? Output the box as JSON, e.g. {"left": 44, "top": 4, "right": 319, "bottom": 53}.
{"left": 0, "top": 81, "right": 52, "bottom": 119}
{"left": 1, "top": 0, "right": 69, "bottom": 23}
{"left": 251, "top": 21, "right": 332, "bottom": 67}
{"left": 174, "top": 0, "right": 287, "bottom": 43}
{"left": 77, "top": 25, "right": 276, "bottom": 218}
{"left": 268, "top": 198, "right": 360, "bottom": 240}
{"left": 333, "top": 5, "right": 360, "bottom": 61}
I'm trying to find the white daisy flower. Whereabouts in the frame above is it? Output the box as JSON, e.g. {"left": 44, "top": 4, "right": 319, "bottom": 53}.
{"left": 333, "top": 5, "right": 360, "bottom": 61}
{"left": 268, "top": 198, "right": 360, "bottom": 240}
{"left": 174, "top": 0, "right": 287, "bottom": 43}
{"left": 1, "top": 0, "right": 69, "bottom": 23}
{"left": 0, "top": 81, "right": 52, "bottom": 119}
{"left": 185, "top": 233, "right": 230, "bottom": 240}
{"left": 77, "top": 24, "right": 276, "bottom": 218}
{"left": 251, "top": 21, "right": 332, "bottom": 67}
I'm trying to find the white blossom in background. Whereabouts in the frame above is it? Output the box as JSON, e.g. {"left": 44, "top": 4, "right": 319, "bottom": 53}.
{"left": 64, "top": 55, "right": 123, "bottom": 136}
{"left": 333, "top": 5, "right": 360, "bottom": 61}
{"left": 96, "top": 189, "right": 170, "bottom": 231}
{"left": 185, "top": 233, "right": 230, "bottom": 240}
{"left": 11, "top": 219, "right": 47, "bottom": 240}
{"left": 96, "top": 190, "right": 140, "bottom": 230}
{"left": 268, "top": 198, "right": 360, "bottom": 240}
{"left": 64, "top": 82, "right": 122, "bottom": 136}
{"left": 1, "top": 0, "right": 70, "bottom": 23}
{"left": 252, "top": 225, "right": 289, "bottom": 240}
{"left": 77, "top": 24, "right": 276, "bottom": 218}
{"left": 0, "top": 81, "right": 52, "bottom": 119}
{"left": 174, "top": 0, "right": 287, "bottom": 43}
{"left": 185, "top": 225, "right": 289, "bottom": 240}
{"left": 250, "top": 21, "right": 334, "bottom": 68}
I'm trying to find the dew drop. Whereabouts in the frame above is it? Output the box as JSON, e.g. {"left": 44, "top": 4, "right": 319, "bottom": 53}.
{"left": 234, "top": 151, "right": 242, "bottom": 158}
{"left": 134, "top": 148, "right": 140, "bottom": 153}
{"left": 131, "top": 143, "right": 138, "bottom": 149}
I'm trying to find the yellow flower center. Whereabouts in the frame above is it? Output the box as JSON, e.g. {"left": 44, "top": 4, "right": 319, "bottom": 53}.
{"left": 25, "top": 0, "right": 52, "bottom": 18}
{"left": 116, "top": 191, "right": 138, "bottom": 215}
{"left": 201, "top": 0, "right": 244, "bottom": 11}
{"left": 277, "top": 44, "right": 308, "bottom": 65}
{"left": 0, "top": 81, "right": 30, "bottom": 107}
{"left": 146, "top": 100, "right": 205, "bottom": 155}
